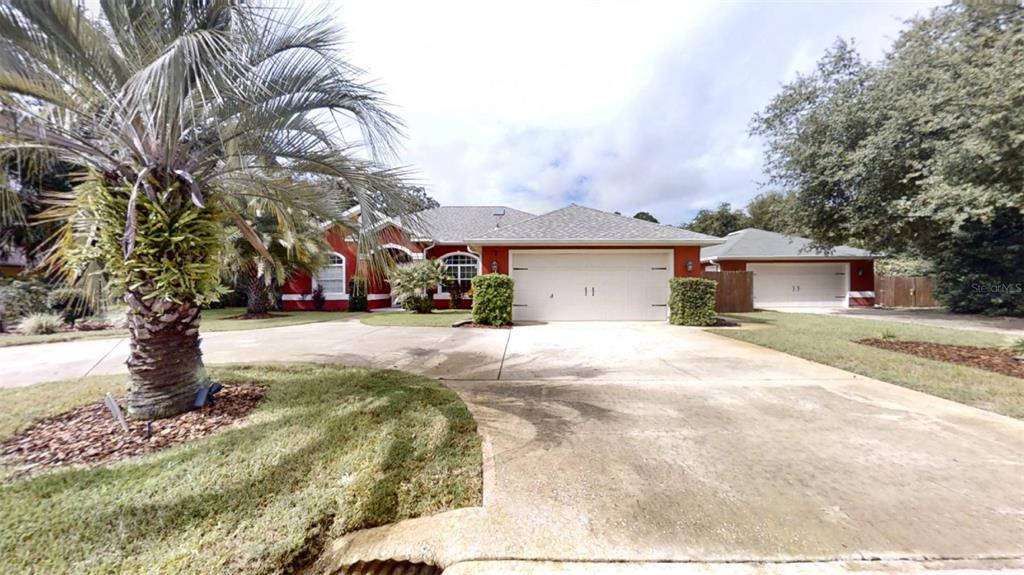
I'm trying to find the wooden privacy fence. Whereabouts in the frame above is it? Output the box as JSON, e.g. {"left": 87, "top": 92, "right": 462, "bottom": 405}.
{"left": 703, "top": 271, "right": 754, "bottom": 313}
{"left": 876, "top": 276, "right": 941, "bottom": 308}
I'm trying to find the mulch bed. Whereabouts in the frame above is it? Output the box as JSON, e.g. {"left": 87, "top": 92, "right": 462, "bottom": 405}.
{"left": 457, "top": 322, "right": 512, "bottom": 329}
{"left": 858, "top": 339, "right": 1024, "bottom": 379}
{"left": 1, "top": 384, "right": 265, "bottom": 474}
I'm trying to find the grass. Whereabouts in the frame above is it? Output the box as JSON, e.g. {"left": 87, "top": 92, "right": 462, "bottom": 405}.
{"left": 0, "top": 308, "right": 363, "bottom": 347}
{"left": 0, "top": 363, "right": 482, "bottom": 574}
{"left": 712, "top": 311, "right": 1024, "bottom": 419}
{"left": 200, "top": 307, "right": 365, "bottom": 332}
{"left": 0, "top": 329, "right": 128, "bottom": 347}
{"left": 361, "top": 309, "right": 472, "bottom": 327}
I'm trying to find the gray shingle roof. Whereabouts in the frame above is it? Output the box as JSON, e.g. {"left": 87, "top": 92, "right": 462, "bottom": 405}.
{"left": 467, "top": 204, "right": 723, "bottom": 245}
{"left": 401, "top": 206, "right": 535, "bottom": 243}
{"left": 700, "top": 228, "right": 876, "bottom": 261}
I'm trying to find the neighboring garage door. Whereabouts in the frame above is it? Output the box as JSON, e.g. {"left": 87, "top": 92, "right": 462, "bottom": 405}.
{"left": 509, "top": 251, "right": 671, "bottom": 321}
{"left": 748, "top": 262, "right": 848, "bottom": 308}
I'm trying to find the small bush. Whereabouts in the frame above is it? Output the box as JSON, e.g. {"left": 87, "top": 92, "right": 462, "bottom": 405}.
{"left": 668, "top": 277, "right": 717, "bottom": 326}
{"left": 401, "top": 295, "right": 435, "bottom": 313}
{"left": 389, "top": 260, "right": 449, "bottom": 314}
{"left": 879, "top": 328, "right": 898, "bottom": 340}
{"left": 311, "top": 284, "right": 325, "bottom": 311}
{"left": 0, "top": 279, "right": 50, "bottom": 322}
{"left": 17, "top": 312, "right": 65, "bottom": 335}
{"left": 472, "top": 274, "right": 513, "bottom": 326}
{"left": 348, "top": 277, "right": 368, "bottom": 312}
{"left": 448, "top": 279, "right": 465, "bottom": 309}
{"left": 1003, "top": 337, "right": 1024, "bottom": 356}
{"left": 47, "top": 287, "right": 94, "bottom": 323}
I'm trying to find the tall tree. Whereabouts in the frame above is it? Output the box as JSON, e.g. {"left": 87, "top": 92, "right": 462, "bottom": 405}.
{"left": 682, "top": 202, "right": 750, "bottom": 237}
{"left": 633, "top": 211, "right": 659, "bottom": 223}
{"left": 404, "top": 185, "right": 440, "bottom": 211}
{"left": 0, "top": 0, "right": 409, "bottom": 417}
{"left": 745, "top": 191, "right": 800, "bottom": 235}
{"left": 751, "top": 5, "right": 1024, "bottom": 315}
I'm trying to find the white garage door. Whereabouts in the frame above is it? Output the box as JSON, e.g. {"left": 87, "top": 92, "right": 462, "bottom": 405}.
{"left": 510, "top": 251, "right": 671, "bottom": 321}
{"left": 748, "top": 263, "right": 848, "bottom": 308}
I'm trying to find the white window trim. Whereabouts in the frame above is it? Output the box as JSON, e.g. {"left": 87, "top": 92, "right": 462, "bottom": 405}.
{"left": 311, "top": 251, "right": 347, "bottom": 299}
{"left": 376, "top": 243, "right": 423, "bottom": 260}
{"left": 437, "top": 251, "right": 482, "bottom": 297}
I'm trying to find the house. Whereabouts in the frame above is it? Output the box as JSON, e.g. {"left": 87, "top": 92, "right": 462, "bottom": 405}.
{"left": 0, "top": 248, "right": 29, "bottom": 278}
{"left": 282, "top": 204, "right": 722, "bottom": 321}
{"left": 700, "top": 228, "right": 877, "bottom": 308}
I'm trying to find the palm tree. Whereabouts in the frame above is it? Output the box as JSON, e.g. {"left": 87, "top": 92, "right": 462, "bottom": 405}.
{"left": 222, "top": 200, "right": 331, "bottom": 317}
{"left": 0, "top": 0, "right": 411, "bottom": 418}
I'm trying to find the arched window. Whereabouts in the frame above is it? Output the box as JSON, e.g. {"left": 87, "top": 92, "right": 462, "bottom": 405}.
{"left": 440, "top": 253, "right": 480, "bottom": 292}
{"left": 314, "top": 253, "right": 346, "bottom": 294}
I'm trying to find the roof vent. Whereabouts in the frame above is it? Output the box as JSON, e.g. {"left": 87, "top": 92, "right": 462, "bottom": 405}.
{"left": 492, "top": 207, "right": 505, "bottom": 216}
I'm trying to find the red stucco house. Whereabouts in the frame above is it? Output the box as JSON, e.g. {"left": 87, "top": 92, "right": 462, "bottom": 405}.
{"left": 700, "top": 228, "right": 878, "bottom": 308}
{"left": 282, "top": 204, "right": 722, "bottom": 321}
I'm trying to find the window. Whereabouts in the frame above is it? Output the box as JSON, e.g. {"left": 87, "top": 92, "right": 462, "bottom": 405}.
{"left": 441, "top": 253, "right": 479, "bottom": 292}
{"left": 314, "top": 253, "right": 346, "bottom": 294}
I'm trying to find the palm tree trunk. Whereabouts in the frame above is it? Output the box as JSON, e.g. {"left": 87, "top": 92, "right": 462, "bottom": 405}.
{"left": 124, "top": 289, "right": 208, "bottom": 419}
{"left": 246, "top": 267, "right": 271, "bottom": 315}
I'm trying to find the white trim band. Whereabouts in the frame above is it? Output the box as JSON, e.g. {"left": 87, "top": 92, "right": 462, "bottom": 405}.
{"left": 282, "top": 293, "right": 349, "bottom": 301}
{"left": 848, "top": 291, "right": 875, "bottom": 298}
{"left": 367, "top": 294, "right": 391, "bottom": 301}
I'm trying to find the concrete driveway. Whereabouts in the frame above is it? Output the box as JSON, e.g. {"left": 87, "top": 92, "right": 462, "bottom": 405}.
{"left": 3, "top": 318, "right": 1023, "bottom": 571}
{"left": 320, "top": 322, "right": 1024, "bottom": 572}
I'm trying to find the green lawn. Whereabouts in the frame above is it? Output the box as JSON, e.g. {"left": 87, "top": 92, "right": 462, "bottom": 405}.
{"left": 0, "top": 308, "right": 363, "bottom": 347}
{"left": 0, "top": 364, "right": 482, "bottom": 574}
{"left": 200, "top": 307, "right": 365, "bottom": 332}
{"left": 712, "top": 311, "right": 1023, "bottom": 419}
{"left": 361, "top": 309, "right": 472, "bottom": 327}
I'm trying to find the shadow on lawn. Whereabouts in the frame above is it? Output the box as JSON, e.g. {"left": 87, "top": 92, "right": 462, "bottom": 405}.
{"left": 0, "top": 363, "right": 481, "bottom": 574}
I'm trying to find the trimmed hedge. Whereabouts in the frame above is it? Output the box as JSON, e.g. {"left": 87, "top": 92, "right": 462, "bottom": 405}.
{"left": 668, "top": 277, "right": 717, "bottom": 326}
{"left": 471, "top": 274, "right": 513, "bottom": 326}
{"left": 348, "top": 277, "right": 368, "bottom": 312}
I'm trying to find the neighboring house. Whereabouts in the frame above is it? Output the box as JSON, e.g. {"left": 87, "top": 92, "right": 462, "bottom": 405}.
{"left": 700, "top": 228, "right": 877, "bottom": 308}
{"left": 0, "top": 248, "right": 28, "bottom": 278}
{"left": 282, "top": 204, "right": 722, "bottom": 321}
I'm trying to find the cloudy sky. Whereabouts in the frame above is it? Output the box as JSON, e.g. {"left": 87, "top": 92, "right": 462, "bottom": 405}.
{"left": 337, "top": 1, "right": 940, "bottom": 224}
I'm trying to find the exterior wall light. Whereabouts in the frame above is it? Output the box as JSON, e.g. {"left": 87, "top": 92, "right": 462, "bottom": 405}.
{"left": 686, "top": 260, "right": 694, "bottom": 273}
{"left": 490, "top": 259, "right": 499, "bottom": 273}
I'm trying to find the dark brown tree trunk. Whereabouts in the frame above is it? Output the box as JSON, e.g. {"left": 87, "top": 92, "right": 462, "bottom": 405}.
{"left": 124, "top": 289, "right": 208, "bottom": 419}
{"left": 245, "top": 267, "right": 271, "bottom": 315}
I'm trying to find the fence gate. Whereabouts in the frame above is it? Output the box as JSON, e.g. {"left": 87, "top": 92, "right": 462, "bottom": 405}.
{"left": 875, "top": 276, "right": 941, "bottom": 308}
{"left": 703, "top": 271, "right": 754, "bottom": 313}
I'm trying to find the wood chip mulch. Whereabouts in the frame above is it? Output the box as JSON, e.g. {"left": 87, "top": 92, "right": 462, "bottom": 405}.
{"left": 858, "top": 339, "right": 1024, "bottom": 379}
{"left": 1, "top": 384, "right": 265, "bottom": 475}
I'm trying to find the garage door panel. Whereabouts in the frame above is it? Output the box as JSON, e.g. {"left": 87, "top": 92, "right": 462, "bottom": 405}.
{"left": 748, "top": 263, "right": 847, "bottom": 308}
{"left": 510, "top": 251, "right": 670, "bottom": 321}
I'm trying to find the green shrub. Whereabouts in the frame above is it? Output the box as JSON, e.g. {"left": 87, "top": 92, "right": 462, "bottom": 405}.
{"left": 471, "top": 274, "right": 513, "bottom": 326}
{"left": 47, "top": 287, "right": 94, "bottom": 323}
{"left": 389, "top": 260, "right": 449, "bottom": 314}
{"left": 1003, "top": 337, "right": 1024, "bottom": 356}
{"left": 0, "top": 279, "right": 50, "bottom": 322}
{"left": 17, "top": 312, "right": 65, "bottom": 335}
{"left": 348, "top": 277, "right": 368, "bottom": 312}
{"left": 879, "top": 328, "right": 898, "bottom": 340}
{"left": 401, "top": 295, "right": 435, "bottom": 313}
{"left": 311, "top": 284, "right": 325, "bottom": 310}
{"left": 668, "top": 277, "right": 717, "bottom": 326}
